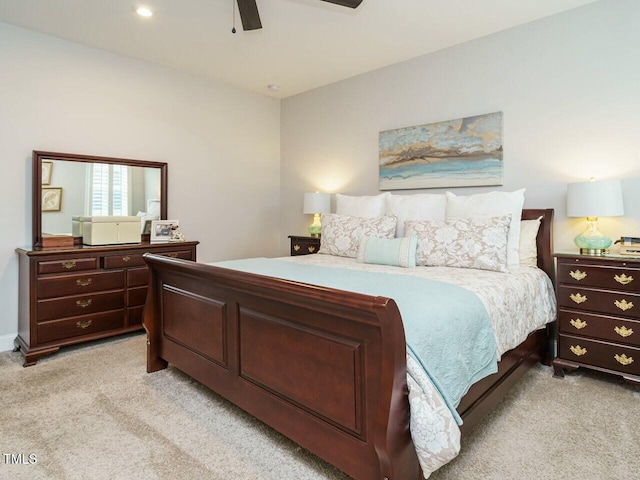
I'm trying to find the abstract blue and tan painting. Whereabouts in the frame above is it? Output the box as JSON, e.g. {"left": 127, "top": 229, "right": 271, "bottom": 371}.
{"left": 379, "top": 112, "right": 503, "bottom": 190}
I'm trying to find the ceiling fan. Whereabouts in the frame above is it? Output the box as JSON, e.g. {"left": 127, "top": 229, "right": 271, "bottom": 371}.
{"left": 235, "top": 0, "right": 364, "bottom": 31}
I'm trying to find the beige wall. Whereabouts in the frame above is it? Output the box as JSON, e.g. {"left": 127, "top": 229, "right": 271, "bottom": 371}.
{"left": 281, "top": 0, "right": 640, "bottom": 253}
{"left": 0, "top": 22, "right": 281, "bottom": 348}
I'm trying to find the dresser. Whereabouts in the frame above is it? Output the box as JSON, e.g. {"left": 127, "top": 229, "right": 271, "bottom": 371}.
{"left": 15, "top": 241, "right": 198, "bottom": 366}
{"left": 288, "top": 235, "right": 321, "bottom": 256}
{"left": 553, "top": 253, "right": 640, "bottom": 386}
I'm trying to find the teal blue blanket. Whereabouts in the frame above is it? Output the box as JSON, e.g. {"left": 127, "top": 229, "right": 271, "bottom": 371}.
{"left": 213, "top": 258, "right": 498, "bottom": 425}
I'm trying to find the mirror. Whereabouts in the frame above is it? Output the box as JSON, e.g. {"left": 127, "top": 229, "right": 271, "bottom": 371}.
{"left": 33, "top": 151, "right": 167, "bottom": 247}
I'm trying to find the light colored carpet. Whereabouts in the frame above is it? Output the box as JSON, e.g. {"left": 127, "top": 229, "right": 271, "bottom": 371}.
{"left": 1, "top": 334, "right": 638, "bottom": 479}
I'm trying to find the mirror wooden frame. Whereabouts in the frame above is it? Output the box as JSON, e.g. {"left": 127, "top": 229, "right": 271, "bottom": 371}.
{"left": 32, "top": 150, "right": 168, "bottom": 248}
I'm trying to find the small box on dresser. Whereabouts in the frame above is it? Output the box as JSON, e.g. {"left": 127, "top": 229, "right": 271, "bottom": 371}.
{"left": 553, "top": 253, "right": 640, "bottom": 386}
{"left": 288, "top": 235, "right": 321, "bottom": 256}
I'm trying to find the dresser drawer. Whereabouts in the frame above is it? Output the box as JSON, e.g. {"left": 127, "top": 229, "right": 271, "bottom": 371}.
{"left": 37, "top": 291, "right": 125, "bottom": 322}
{"left": 37, "top": 270, "right": 125, "bottom": 299}
{"left": 127, "top": 267, "right": 149, "bottom": 287}
{"left": 557, "top": 262, "right": 639, "bottom": 292}
{"left": 156, "top": 249, "right": 193, "bottom": 260}
{"left": 37, "top": 310, "right": 125, "bottom": 344}
{"left": 103, "top": 249, "right": 193, "bottom": 269}
{"left": 557, "top": 285, "right": 640, "bottom": 319}
{"left": 103, "top": 253, "right": 145, "bottom": 269}
{"left": 128, "top": 286, "right": 147, "bottom": 307}
{"left": 558, "top": 309, "right": 640, "bottom": 347}
{"left": 559, "top": 334, "right": 640, "bottom": 375}
{"left": 128, "top": 305, "right": 144, "bottom": 327}
{"left": 37, "top": 257, "right": 97, "bottom": 275}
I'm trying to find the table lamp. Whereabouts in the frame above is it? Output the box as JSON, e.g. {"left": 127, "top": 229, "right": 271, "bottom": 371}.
{"left": 303, "top": 192, "right": 330, "bottom": 237}
{"left": 566, "top": 179, "right": 624, "bottom": 255}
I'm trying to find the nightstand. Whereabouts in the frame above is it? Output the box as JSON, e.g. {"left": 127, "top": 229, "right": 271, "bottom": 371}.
{"left": 288, "top": 236, "right": 320, "bottom": 256}
{"left": 553, "top": 253, "right": 640, "bottom": 386}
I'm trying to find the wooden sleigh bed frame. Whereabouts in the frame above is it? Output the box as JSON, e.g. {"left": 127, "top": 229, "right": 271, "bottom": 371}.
{"left": 143, "top": 209, "right": 555, "bottom": 480}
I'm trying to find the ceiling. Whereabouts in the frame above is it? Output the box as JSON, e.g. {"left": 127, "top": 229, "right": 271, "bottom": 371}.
{"left": 0, "top": 0, "right": 597, "bottom": 99}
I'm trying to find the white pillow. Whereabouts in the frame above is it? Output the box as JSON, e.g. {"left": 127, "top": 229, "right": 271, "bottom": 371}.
{"left": 335, "top": 193, "right": 389, "bottom": 218}
{"left": 385, "top": 193, "right": 446, "bottom": 237}
{"left": 318, "top": 213, "right": 397, "bottom": 258}
{"left": 519, "top": 217, "right": 542, "bottom": 267}
{"left": 445, "top": 189, "right": 525, "bottom": 269}
{"left": 405, "top": 216, "right": 511, "bottom": 273}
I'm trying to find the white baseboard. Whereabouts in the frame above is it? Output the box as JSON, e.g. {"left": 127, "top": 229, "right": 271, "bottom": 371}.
{"left": 0, "top": 333, "right": 16, "bottom": 353}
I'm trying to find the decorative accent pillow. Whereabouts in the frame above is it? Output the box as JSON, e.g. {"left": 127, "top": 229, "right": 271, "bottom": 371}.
{"left": 356, "top": 236, "right": 418, "bottom": 268}
{"left": 335, "top": 193, "right": 389, "bottom": 218}
{"left": 319, "top": 213, "right": 396, "bottom": 258}
{"left": 519, "top": 216, "right": 542, "bottom": 267}
{"left": 385, "top": 193, "right": 446, "bottom": 237}
{"left": 445, "top": 189, "right": 525, "bottom": 269}
{"left": 405, "top": 215, "right": 511, "bottom": 273}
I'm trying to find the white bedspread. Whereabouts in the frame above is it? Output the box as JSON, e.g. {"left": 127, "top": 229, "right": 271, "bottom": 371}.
{"left": 281, "top": 254, "right": 556, "bottom": 477}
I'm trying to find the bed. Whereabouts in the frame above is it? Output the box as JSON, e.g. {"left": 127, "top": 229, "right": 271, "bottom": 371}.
{"left": 142, "top": 207, "right": 555, "bottom": 480}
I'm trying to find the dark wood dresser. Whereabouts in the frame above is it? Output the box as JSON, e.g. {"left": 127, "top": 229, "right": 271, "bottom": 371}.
{"left": 553, "top": 253, "right": 640, "bottom": 386}
{"left": 288, "top": 235, "right": 321, "bottom": 256}
{"left": 15, "top": 241, "right": 198, "bottom": 366}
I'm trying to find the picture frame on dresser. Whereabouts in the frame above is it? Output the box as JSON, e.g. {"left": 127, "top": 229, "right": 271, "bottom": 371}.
{"left": 553, "top": 252, "right": 640, "bottom": 386}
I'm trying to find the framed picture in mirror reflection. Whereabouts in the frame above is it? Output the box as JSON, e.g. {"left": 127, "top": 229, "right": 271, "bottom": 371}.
{"left": 42, "top": 161, "right": 53, "bottom": 185}
{"left": 42, "top": 187, "right": 62, "bottom": 212}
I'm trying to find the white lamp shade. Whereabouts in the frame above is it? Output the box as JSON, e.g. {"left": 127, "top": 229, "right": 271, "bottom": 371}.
{"left": 566, "top": 179, "right": 624, "bottom": 218}
{"left": 303, "top": 192, "right": 331, "bottom": 214}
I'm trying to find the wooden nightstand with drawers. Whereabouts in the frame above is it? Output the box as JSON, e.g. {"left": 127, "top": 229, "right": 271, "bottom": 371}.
{"left": 553, "top": 253, "right": 640, "bottom": 386}
{"left": 288, "top": 236, "right": 321, "bottom": 256}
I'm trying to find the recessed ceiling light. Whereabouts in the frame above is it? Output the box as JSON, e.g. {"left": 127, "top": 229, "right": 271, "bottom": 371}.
{"left": 267, "top": 84, "right": 280, "bottom": 91}
{"left": 136, "top": 6, "right": 153, "bottom": 17}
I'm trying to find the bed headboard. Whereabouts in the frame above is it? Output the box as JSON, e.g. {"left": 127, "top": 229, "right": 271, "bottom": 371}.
{"left": 522, "top": 209, "right": 554, "bottom": 285}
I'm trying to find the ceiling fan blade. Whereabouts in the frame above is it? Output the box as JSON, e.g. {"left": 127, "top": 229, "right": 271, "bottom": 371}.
{"left": 237, "top": 0, "right": 262, "bottom": 30}
{"left": 320, "top": 0, "right": 364, "bottom": 8}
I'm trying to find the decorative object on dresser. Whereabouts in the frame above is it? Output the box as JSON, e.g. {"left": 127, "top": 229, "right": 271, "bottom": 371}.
{"left": 302, "top": 192, "right": 330, "bottom": 237}
{"left": 566, "top": 178, "right": 624, "bottom": 255}
{"left": 553, "top": 253, "right": 640, "bottom": 386}
{"left": 15, "top": 150, "right": 199, "bottom": 367}
{"left": 151, "top": 220, "right": 179, "bottom": 243}
{"left": 288, "top": 235, "right": 320, "bottom": 256}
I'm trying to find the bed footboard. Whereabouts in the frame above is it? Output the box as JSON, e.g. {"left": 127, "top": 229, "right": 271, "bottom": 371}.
{"left": 143, "top": 254, "right": 420, "bottom": 480}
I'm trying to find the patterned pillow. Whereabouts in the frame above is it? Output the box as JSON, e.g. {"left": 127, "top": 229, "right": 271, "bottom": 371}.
{"left": 319, "top": 213, "right": 397, "bottom": 258}
{"left": 405, "top": 215, "right": 511, "bottom": 272}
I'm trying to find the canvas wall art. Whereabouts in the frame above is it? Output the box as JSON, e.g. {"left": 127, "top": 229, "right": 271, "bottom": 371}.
{"left": 379, "top": 112, "right": 503, "bottom": 190}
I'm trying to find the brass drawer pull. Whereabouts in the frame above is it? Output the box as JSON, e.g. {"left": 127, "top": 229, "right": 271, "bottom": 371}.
{"left": 614, "top": 326, "right": 634, "bottom": 338}
{"left": 614, "top": 274, "right": 634, "bottom": 285}
{"left": 62, "top": 261, "right": 77, "bottom": 270}
{"left": 614, "top": 299, "right": 634, "bottom": 311}
{"left": 308, "top": 246, "right": 316, "bottom": 253}
{"left": 569, "top": 270, "right": 587, "bottom": 281}
{"left": 570, "top": 318, "right": 587, "bottom": 330}
{"left": 76, "top": 278, "right": 93, "bottom": 287}
{"left": 76, "top": 319, "right": 93, "bottom": 329}
{"left": 570, "top": 293, "right": 587, "bottom": 304}
{"left": 122, "top": 256, "right": 131, "bottom": 262}
{"left": 76, "top": 299, "right": 93, "bottom": 308}
{"left": 614, "top": 353, "right": 634, "bottom": 366}
{"left": 570, "top": 345, "right": 587, "bottom": 356}
{"left": 166, "top": 253, "right": 178, "bottom": 258}
{"left": 293, "top": 245, "right": 301, "bottom": 251}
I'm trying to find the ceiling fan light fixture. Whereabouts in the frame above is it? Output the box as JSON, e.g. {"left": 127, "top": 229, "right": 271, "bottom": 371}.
{"left": 136, "top": 6, "right": 153, "bottom": 17}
